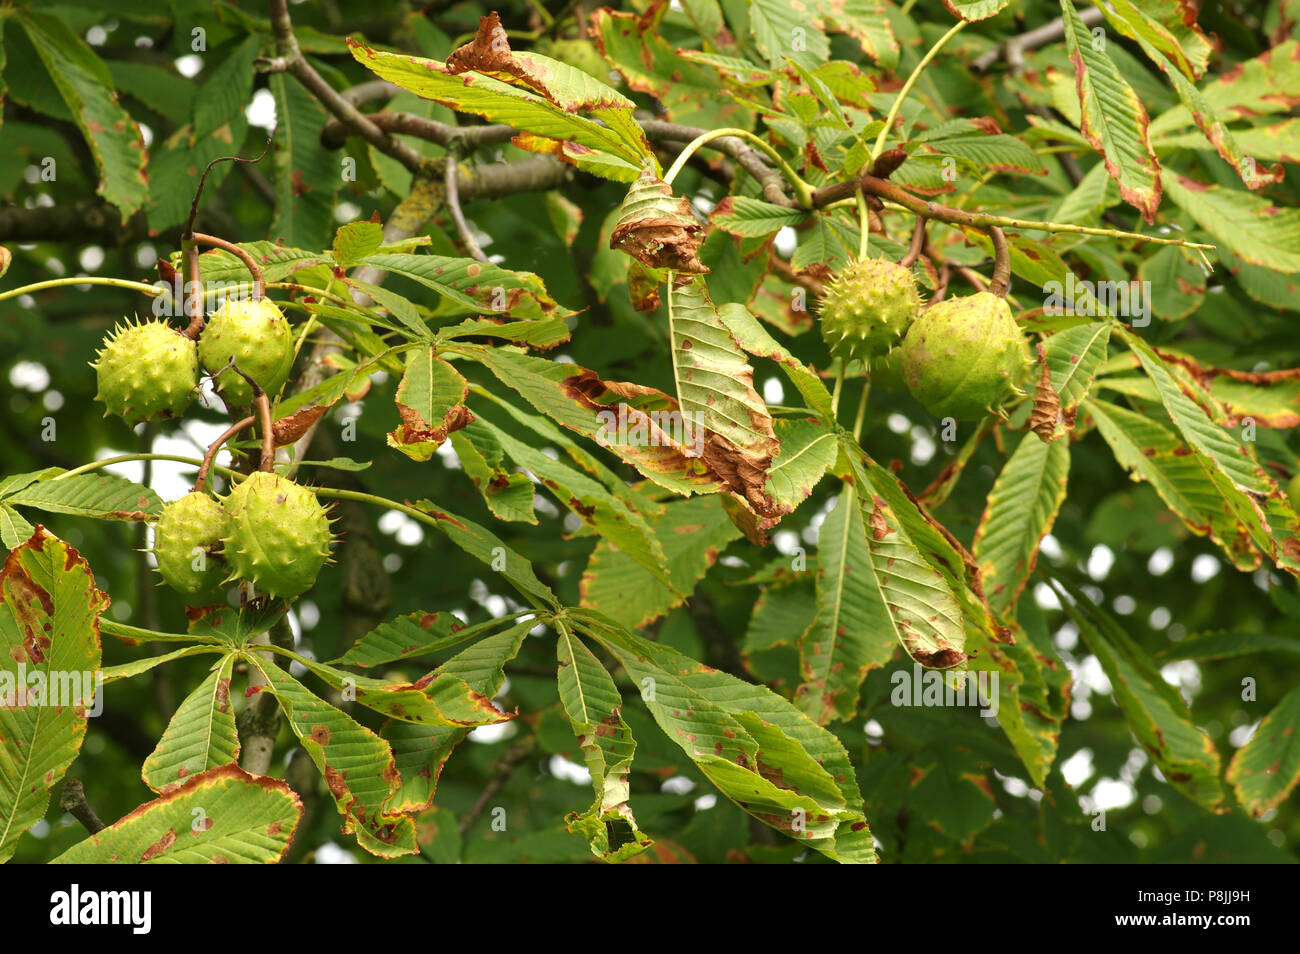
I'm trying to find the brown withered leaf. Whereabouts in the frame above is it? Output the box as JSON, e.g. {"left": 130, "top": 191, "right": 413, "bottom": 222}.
{"left": 1029, "top": 343, "right": 1063, "bottom": 443}
{"left": 272, "top": 406, "right": 329, "bottom": 447}
{"left": 609, "top": 171, "right": 708, "bottom": 274}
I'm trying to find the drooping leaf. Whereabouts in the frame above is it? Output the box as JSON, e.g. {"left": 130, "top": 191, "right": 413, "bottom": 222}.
{"left": 580, "top": 495, "right": 741, "bottom": 629}
{"left": 973, "top": 432, "right": 1071, "bottom": 614}
{"left": 386, "top": 348, "right": 474, "bottom": 462}
{"left": 575, "top": 610, "right": 876, "bottom": 864}
{"left": 17, "top": 11, "right": 147, "bottom": 221}
{"left": 1059, "top": 0, "right": 1161, "bottom": 221}
{"left": 1054, "top": 578, "right": 1225, "bottom": 812}
{"left": 244, "top": 653, "right": 416, "bottom": 858}
{"left": 556, "top": 623, "right": 650, "bottom": 862}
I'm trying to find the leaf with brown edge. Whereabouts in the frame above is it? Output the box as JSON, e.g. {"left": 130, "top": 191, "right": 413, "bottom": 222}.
{"left": 610, "top": 171, "right": 709, "bottom": 274}
{"left": 387, "top": 347, "right": 475, "bottom": 462}
{"left": 0, "top": 527, "right": 108, "bottom": 863}
{"left": 51, "top": 765, "right": 302, "bottom": 864}
{"left": 1029, "top": 343, "right": 1064, "bottom": 443}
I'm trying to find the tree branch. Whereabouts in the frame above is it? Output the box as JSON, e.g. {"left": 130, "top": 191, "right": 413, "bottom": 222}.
{"left": 973, "top": 6, "right": 1106, "bottom": 72}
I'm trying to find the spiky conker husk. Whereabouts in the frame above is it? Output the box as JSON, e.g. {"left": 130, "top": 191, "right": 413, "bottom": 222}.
{"left": 198, "top": 297, "right": 294, "bottom": 407}
{"left": 92, "top": 319, "right": 198, "bottom": 425}
{"left": 154, "top": 491, "right": 227, "bottom": 598}
{"left": 221, "top": 472, "right": 332, "bottom": 600}
{"left": 818, "top": 258, "right": 922, "bottom": 364}
{"left": 897, "top": 291, "right": 1032, "bottom": 420}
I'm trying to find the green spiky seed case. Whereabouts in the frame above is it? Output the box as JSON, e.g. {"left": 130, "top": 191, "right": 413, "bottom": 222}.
{"left": 818, "top": 258, "right": 922, "bottom": 364}
{"left": 154, "top": 491, "right": 228, "bottom": 598}
{"left": 93, "top": 319, "right": 198, "bottom": 425}
{"left": 198, "top": 297, "right": 294, "bottom": 407}
{"left": 221, "top": 472, "right": 332, "bottom": 600}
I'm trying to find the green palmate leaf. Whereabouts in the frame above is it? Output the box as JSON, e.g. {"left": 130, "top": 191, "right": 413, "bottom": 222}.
{"left": 381, "top": 620, "right": 534, "bottom": 813}
{"left": 973, "top": 432, "right": 1071, "bottom": 615}
{"left": 1137, "top": 246, "right": 1205, "bottom": 321}
{"left": 1155, "top": 630, "right": 1300, "bottom": 661}
{"left": 853, "top": 457, "right": 969, "bottom": 667}
{"left": 276, "top": 626, "right": 523, "bottom": 727}
{"left": 575, "top": 611, "right": 876, "bottom": 863}
{"left": 1086, "top": 399, "right": 1262, "bottom": 571}
{"left": 185, "top": 602, "right": 288, "bottom": 649}
{"left": 718, "top": 303, "right": 835, "bottom": 420}
{"left": 979, "top": 599, "right": 1071, "bottom": 788}
{"left": 1058, "top": 0, "right": 1161, "bottom": 221}
{"left": 481, "top": 417, "right": 676, "bottom": 592}
{"left": 332, "top": 221, "right": 386, "bottom": 266}
{"left": 191, "top": 242, "right": 328, "bottom": 285}
{"left": 816, "top": 0, "right": 899, "bottom": 68}
{"left": 592, "top": 6, "right": 755, "bottom": 128}
{"left": 556, "top": 623, "right": 651, "bottom": 862}
{"left": 1152, "top": 40, "right": 1300, "bottom": 134}
{"left": 920, "top": 134, "right": 1048, "bottom": 176}
{"left": 712, "top": 196, "right": 810, "bottom": 238}
{"left": 1123, "top": 332, "right": 1277, "bottom": 496}
{"left": 1226, "top": 684, "right": 1300, "bottom": 817}
{"left": 0, "top": 506, "right": 34, "bottom": 551}
{"left": 270, "top": 72, "right": 339, "bottom": 249}
{"left": 942, "top": 0, "right": 1010, "bottom": 20}
{"left": 5, "top": 472, "right": 161, "bottom": 521}
{"left": 52, "top": 765, "right": 301, "bottom": 864}
{"left": 348, "top": 37, "right": 648, "bottom": 176}
{"left": 1103, "top": 0, "right": 1281, "bottom": 189}
{"left": 330, "top": 611, "right": 500, "bottom": 668}
{"left": 386, "top": 348, "right": 472, "bottom": 462}
{"left": 667, "top": 279, "right": 780, "bottom": 513}
{"left": 410, "top": 499, "right": 557, "bottom": 607}
{"left": 142, "top": 656, "right": 239, "bottom": 794}
{"left": 580, "top": 496, "right": 742, "bottom": 629}
{"left": 17, "top": 11, "right": 147, "bottom": 221}
{"left": 466, "top": 345, "right": 721, "bottom": 499}
{"left": 448, "top": 422, "right": 538, "bottom": 525}
{"left": 193, "top": 36, "right": 258, "bottom": 139}
{"left": 1101, "top": 0, "right": 1211, "bottom": 80}
{"left": 795, "top": 483, "right": 897, "bottom": 724}
{"left": 1044, "top": 321, "right": 1111, "bottom": 415}
{"left": 99, "top": 645, "right": 223, "bottom": 684}
{"left": 361, "top": 252, "right": 568, "bottom": 320}
{"left": 1054, "top": 579, "right": 1225, "bottom": 812}
{"left": 0, "top": 528, "right": 108, "bottom": 863}
{"left": 857, "top": 454, "right": 999, "bottom": 651}
{"left": 764, "top": 416, "right": 837, "bottom": 512}
{"left": 439, "top": 315, "right": 571, "bottom": 350}
{"left": 244, "top": 654, "right": 416, "bottom": 858}
{"left": 749, "top": 0, "right": 829, "bottom": 69}
{"left": 1161, "top": 174, "right": 1300, "bottom": 272}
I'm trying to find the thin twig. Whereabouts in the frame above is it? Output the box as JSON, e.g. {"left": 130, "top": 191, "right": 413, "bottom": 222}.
{"left": 458, "top": 735, "right": 537, "bottom": 838}
{"left": 444, "top": 146, "right": 489, "bottom": 263}
{"left": 182, "top": 239, "right": 204, "bottom": 339}
{"left": 987, "top": 225, "right": 1011, "bottom": 297}
{"left": 900, "top": 215, "right": 927, "bottom": 268}
{"left": 192, "top": 232, "right": 265, "bottom": 298}
{"left": 973, "top": 7, "right": 1106, "bottom": 72}
{"left": 195, "top": 415, "right": 255, "bottom": 493}
{"left": 320, "top": 112, "right": 516, "bottom": 151}
{"left": 59, "top": 779, "right": 106, "bottom": 835}
{"left": 262, "top": 0, "right": 426, "bottom": 173}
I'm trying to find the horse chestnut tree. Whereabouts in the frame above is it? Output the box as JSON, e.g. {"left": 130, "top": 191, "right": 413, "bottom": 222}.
{"left": 1, "top": 0, "right": 1298, "bottom": 870}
